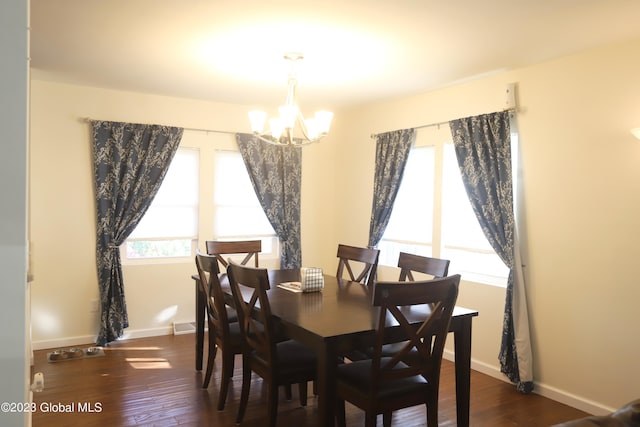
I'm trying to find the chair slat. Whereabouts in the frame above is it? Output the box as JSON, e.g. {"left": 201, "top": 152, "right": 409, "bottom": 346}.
{"left": 336, "top": 244, "right": 380, "bottom": 287}
{"left": 205, "top": 240, "right": 261, "bottom": 268}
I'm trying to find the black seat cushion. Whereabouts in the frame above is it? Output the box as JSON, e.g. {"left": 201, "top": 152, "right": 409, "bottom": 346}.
{"left": 250, "top": 339, "right": 317, "bottom": 376}
{"left": 225, "top": 305, "right": 238, "bottom": 323}
{"left": 227, "top": 321, "right": 243, "bottom": 347}
{"left": 337, "top": 357, "right": 428, "bottom": 400}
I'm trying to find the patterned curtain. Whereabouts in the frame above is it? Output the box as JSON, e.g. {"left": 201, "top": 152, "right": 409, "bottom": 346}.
{"left": 368, "top": 129, "right": 415, "bottom": 248}
{"left": 235, "top": 133, "right": 302, "bottom": 269}
{"left": 449, "top": 111, "right": 533, "bottom": 393}
{"left": 91, "top": 121, "right": 183, "bottom": 345}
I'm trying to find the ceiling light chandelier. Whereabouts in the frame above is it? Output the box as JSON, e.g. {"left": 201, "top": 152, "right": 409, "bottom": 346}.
{"left": 248, "top": 53, "right": 333, "bottom": 146}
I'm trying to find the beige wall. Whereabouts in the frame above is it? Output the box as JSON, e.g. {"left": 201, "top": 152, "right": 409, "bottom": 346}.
{"left": 29, "top": 37, "right": 640, "bottom": 415}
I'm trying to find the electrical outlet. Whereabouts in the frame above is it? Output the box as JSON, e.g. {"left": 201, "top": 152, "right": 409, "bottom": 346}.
{"left": 90, "top": 299, "right": 99, "bottom": 312}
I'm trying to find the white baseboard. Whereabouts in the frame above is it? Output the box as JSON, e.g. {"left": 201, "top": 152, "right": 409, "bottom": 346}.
{"left": 32, "top": 326, "right": 174, "bottom": 351}
{"left": 118, "top": 326, "right": 174, "bottom": 341}
{"left": 32, "top": 335, "right": 97, "bottom": 351}
{"left": 534, "top": 383, "right": 616, "bottom": 416}
{"left": 442, "top": 349, "right": 615, "bottom": 416}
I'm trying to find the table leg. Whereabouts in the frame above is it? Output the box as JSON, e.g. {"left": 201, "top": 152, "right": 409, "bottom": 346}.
{"left": 453, "top": 317, "right": 473, "bottom": 427}
{"left": 316, "top": 342, "right": 338, "bottom": 427}
{"left": 195, "top": 278, "right": 205, "bottom": 371}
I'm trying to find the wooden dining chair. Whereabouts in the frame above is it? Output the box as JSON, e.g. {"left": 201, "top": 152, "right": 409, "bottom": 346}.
{"left": 205, "top": 239, "right": 261, "bottom": 270}
{"left": 227, "top": 261, "right": 317, "bottom": 427}
{"left": 349, "top": 254, "right": 452, "bottom": 364}
{"left": 336, "top": 244, "right": 380, "bottom": 287}
{"left": 354, "top": 253, "right": 453, "bottom": 364}
{"left": 335, "top": 275, "right": 460, "bottom": 427}
{"left": 194, "top": 251, "right": 243, "bottom": 410}
{"left": 398, "top": 252, "right": 450, "bottom": 281}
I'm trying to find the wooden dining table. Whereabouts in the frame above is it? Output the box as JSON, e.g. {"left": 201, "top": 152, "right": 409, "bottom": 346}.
{"left": 191, "top": 269, "right": 478, "bottom": 427}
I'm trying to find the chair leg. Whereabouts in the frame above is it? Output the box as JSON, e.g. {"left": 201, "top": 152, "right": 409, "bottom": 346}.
{"left": 336, "top": 399, "right": 346, "bottom": 427}
{"left": 426, "top": 399, "right": 438, "bottom": 427}
{"left": 217, "top": 350, "right": 235, "bottom": 410}
{"left": 236, "top": 362, "right": 251, "bottom": 424}
{"left": 202, "top": 337, "right": 217, "bottom": 388}
{"left": 284, "top": 384, "right": 292, "bottom": 400}
{"left": 365, "top": 411, "right": 377, "bottom": 427}
{"left": 383, "top": 411, "right": 392, "bottom": 427}
{"left": 298, "top": 382, "right": 308, "bottom": 406}
{"left": 268, "top": 382, "right": 279, "bottom": 427}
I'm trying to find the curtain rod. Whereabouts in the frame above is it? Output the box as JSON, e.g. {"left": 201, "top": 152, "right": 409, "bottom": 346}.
{"left": 82, "top": 117, "right": 237, "bottom": 135}
{"left": 369, "top": 107, "right": 516, "bottom": 139}
{"left": 183, "top": 126, "right": 236, "bottom": 135}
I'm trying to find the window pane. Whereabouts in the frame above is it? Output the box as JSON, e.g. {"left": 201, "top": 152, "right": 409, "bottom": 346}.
{"left": 442, "top": 144, "right": 492, "bottom": 250}
{"left": 441, "top": 144, "right": 509, "bottom": 281}
{"left": 215, "top": 206, "right": 274, "bottom": 237}
{"left": 125, "top": 239, "right": 192, "bottom": 259}
{"left": 379, "top": 146, "right": 434, "bottom": 266}
{"left": 215, "top": 151, "right": 259, "bottom": 207}
{"left": 377, "top": 240, "right": 432, "bottom": 267}
{"left": 382, "top": 146, "right": 434, "bottom": 242}
{"left": 125, "top": 148, "right": 199, "bottom": 260}
{"left": 129, "top": 148, "right": 199, "bottom": 240}
{"left": 130, "top": 206, "right": 198, "bottom": 239}
{"left": 214, "top": 151, "right": 276, "bottom": 239}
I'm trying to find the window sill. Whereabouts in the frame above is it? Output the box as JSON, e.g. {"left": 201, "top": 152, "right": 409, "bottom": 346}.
{"left": 456, "top": 271, "right": 507, "bottom": 288}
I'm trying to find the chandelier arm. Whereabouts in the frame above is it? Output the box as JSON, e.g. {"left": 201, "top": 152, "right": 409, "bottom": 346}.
{"left": 251, "top": 132, "right": 319, "bottom": 146}
{"left": 298, "top": 116, "right": 327, "bottom": 143}
{"left": 296, "top": 112, "right": 312, "bottom": 141}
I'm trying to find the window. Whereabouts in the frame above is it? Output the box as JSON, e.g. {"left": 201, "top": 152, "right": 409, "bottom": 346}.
{"left": 377, "top": 146, "right": 434, "bottom": 265}
{"left": 379, "top": 130, "right": 509, "bottom": 286}
{"left": 124, "top": 147, "right": 199, "bottom": 259}
{"left": 441, "top": 144, "right": 509, "bottom": 285}
{"left": 213, "top": 150, "right": 278, "bottom": 256}
{"left": 122, "top": 131, "right": 279, "bottom": 263}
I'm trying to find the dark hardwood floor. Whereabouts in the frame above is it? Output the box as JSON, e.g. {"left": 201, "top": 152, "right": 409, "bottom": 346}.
{"left": 31, "top": 334, "right": 588, "bottom": 426}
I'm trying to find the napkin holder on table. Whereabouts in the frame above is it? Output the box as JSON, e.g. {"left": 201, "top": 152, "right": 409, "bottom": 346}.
{"left": 300, "top": 267, "right": 324, "bottom": 292}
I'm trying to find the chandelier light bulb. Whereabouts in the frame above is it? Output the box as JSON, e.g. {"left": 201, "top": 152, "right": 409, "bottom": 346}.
{"left": 314, "top": 111, "right": 334, "bottom": 135}
{"left": 269, "top": 118, "right": 284, "bottom": 139}
{"left": 278, "top": 104, "right": 298, "bottom": 129}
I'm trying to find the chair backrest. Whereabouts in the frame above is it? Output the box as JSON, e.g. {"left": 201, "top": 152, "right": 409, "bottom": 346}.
{"left": 205, "top": 240, "right": 261, "bottom": 269}
{"left": 195, "top": 251, "right": 233, "bottom": 341}
{"left": 227, "top": 261, "right": 277, "bottom": 365}
{"left": 336, "top": 244, "right": 380, "bottom": 287}
{"left": 397, "top": 252, "right": 450, "bottom": 281}
{"left": 370, "top": 274, "right": 460, "bottom": 390}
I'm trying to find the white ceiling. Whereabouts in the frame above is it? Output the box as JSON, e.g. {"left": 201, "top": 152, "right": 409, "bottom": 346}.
{"left": 30, "top": 0, "right": 640, "bottom": 111}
